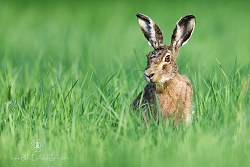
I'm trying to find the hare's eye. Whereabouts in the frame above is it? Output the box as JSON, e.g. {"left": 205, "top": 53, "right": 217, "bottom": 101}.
{"left": 164, "top": 55, "right": 171, "bottom": 63}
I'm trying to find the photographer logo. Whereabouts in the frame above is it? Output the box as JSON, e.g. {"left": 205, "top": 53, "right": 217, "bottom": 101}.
{"left": 30, "top": 139, "right": 43, "bottom": 152}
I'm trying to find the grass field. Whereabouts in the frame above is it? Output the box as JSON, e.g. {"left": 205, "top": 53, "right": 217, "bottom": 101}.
{"left": 0, "top": 0, "right": 250, "bottom": 166}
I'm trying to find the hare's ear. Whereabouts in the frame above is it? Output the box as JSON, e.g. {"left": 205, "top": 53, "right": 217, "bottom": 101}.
{"left": 136, "top": 13, "right": 163, "bottom": 49}
{"left": 171, "top": 15, "right": 195, "bottom": 49}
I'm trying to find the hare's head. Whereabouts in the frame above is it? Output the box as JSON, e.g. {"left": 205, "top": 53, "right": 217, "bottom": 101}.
{"left": 136, "top": 13, "right": 195, "bottom": 83}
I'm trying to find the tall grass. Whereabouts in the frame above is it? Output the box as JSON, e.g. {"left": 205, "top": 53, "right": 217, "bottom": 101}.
{"left": 0, "top": 0, "right": 249, "bottom": 166}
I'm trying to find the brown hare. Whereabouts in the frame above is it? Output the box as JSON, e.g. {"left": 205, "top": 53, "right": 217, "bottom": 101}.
{"left": 131, "top": 13, "right": 195, "bottom": 125}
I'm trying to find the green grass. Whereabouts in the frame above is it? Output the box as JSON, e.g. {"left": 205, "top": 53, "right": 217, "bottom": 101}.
{"left": 0, "top": 0, "right": 250, "bottom": 166}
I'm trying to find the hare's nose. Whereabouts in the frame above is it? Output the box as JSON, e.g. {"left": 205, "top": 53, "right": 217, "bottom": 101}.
{"left": 145, "top": 72, "right": 155, "bottom": 79}
{"left": 148, "top": 73, "right": 155, "bottom": 78}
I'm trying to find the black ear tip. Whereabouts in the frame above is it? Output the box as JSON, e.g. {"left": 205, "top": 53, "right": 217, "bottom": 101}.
{"left": 179, "top": 15, "right": 195, "bottom": 24}
{"left": 136, "top": 13, "right": 143, "bottom": 18}
{"left": 184, "top": 15, "right": 196, "bottom": 20}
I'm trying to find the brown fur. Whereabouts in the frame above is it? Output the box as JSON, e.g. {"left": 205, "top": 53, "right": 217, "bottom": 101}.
{"left": 156, "top": 74, "right": 193, "bottom": 124}
{"left": 132, "top": 14, "right": 196, "bottom": 125}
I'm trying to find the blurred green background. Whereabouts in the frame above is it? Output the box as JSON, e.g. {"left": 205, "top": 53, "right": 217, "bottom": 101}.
{"left": 1, "top": 0, "right": 250, "bottom": 74}
{"left": 0, "top": 0, "right": 249, "bottom": 167}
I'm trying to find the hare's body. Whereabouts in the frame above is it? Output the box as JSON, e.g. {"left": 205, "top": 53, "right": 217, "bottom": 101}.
{"left": 132, "top": 13, "right": 196, "bottom": 124}
{"left": 132, "top": 74, "right": 193, "bottom": 124}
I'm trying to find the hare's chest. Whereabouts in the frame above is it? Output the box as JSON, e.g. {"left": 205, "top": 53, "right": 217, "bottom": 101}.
{"left": 156, "top": 89, "right": 181, "bottom": 116}
{"left": 156, "top": 81, "right": 192, "bottom": 117}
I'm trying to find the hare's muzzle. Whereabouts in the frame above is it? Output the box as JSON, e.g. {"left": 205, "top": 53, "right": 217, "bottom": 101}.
{"left": 144, "top": 71, "right": 155, "bottom": 82}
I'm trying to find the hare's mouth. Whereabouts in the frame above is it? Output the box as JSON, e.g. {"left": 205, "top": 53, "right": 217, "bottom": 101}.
{"left": 145, "top": 76, "right": 158, "bottom": 83}
{"left": 145, "top": 74, "right": 154, "bottom": 83}
{"left": 144, "top": 71, "right": 155, "bottom": 83}
{"left": 145, "top": 75, "right": 151, "bottom": 82}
